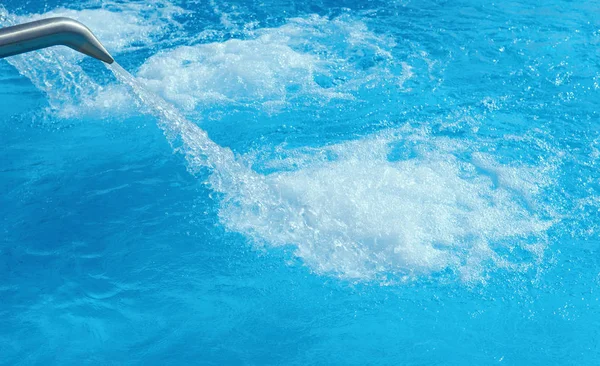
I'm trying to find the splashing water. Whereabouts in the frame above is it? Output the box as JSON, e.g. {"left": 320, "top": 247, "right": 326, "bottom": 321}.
{"left": 108, "top": 62, "right": 555, "bottom": 283}
{"left": 0, "top": 2, "right": 559, "bottom": 284}
{"left": 108, "top": 63, "right": 263, "bottom": 196}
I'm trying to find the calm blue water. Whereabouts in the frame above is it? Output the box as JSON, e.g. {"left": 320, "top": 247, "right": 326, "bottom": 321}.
{"left": 1, "top": 0, "right": 600, "bottom": 364}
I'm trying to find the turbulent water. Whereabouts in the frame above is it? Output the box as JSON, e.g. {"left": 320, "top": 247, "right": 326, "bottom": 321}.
{"left": 2, "top": 0, "right": 600, "bottom": 364}
{"left": 107, "top": 61, "right": 557, "bottom": 283}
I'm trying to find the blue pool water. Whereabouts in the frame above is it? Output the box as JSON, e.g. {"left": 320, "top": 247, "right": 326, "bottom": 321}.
{"left": 1, "top": 0, "right": 600, "bottom": 364}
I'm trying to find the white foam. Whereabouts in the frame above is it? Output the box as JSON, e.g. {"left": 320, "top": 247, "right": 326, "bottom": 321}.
{"left": 214, "top": 128, "right": 555, "bottom": 282}
{"left": 137, "top": 14, "right": 405, "bottom": 112}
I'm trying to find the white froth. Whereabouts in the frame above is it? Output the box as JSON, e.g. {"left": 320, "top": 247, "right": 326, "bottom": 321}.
{"left": 137, "top": 15, "right": 403, "bottom": 111}
{"left": 216, "top": 129, "right": 554, "bottom": 282}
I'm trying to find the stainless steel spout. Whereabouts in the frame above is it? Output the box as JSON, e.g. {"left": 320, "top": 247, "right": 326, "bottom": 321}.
{"left": 0, "top": 17, "right": 113, "bottom": 63}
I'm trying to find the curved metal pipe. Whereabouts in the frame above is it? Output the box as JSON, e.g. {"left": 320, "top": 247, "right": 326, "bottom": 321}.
{"left": 0, "top": 17, "right": 113, "bottom": 64}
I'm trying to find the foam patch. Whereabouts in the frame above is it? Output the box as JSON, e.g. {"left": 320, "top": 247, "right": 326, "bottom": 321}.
{"left": 215, "top": 127, "right": 556, "bottom": 283}
{"left": 137, "top": 14, "right": 407, "bottom": 112}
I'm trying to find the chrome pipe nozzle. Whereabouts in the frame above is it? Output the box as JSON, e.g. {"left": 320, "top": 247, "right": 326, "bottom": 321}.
{"left": 0, "top": 17, "right": 113, "bottom": 64}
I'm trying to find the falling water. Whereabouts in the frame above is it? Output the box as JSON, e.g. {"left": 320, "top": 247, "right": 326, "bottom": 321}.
{"left": 108, "top": 62, "right": 266, "bottom": 200}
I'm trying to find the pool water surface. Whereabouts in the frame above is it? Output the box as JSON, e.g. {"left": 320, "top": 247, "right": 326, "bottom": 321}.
{"left": 1, "top": 0, "right": 600, "bottom": 364}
